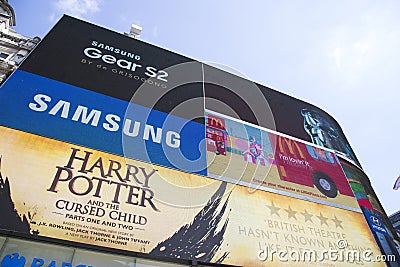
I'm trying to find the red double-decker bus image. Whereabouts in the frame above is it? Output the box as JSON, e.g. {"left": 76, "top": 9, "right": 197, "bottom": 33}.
{"left": 206, "top": 115, "right": 228, "bottom": 156}
{"left": 270, "top": 133, "right": 354, "bottom": 198}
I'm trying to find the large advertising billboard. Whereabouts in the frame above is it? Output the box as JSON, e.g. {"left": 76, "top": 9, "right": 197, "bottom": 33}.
{"left": 1, "top": 15, "right": 208, "bottom": 176}
{"left": 19, "top": 16, "right": 205, "bottom": 123}
{"left": 203, "top": 65, "right": 360, "bottom": 166}
{"left": 0, "top": 14, "right": 390, "bottom": 265}
{"left": 0, "top": 127, "right": 383, "bottom": 266}
{"left": 0, "top": 14, "right": 361, "bottom": 179}
{"left": 340, "top": 160, "right": 399, "bottom": 238}
{"left": 206, "top": 111, "right": 360, "bottom": 212}
{"left": 16, "top": 15, "right": 361, "bottom": 170}
{"left": 0, "top": 70, "right": 206, "bottom": 175}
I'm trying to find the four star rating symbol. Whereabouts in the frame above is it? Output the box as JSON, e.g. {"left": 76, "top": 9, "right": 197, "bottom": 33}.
{"left": 266, "top": 202, "right": 281, "bottom": 217}
{"left": 316, "top": 212, "right": 329, "bottom": 226}
{"left": 301, "top": 209, "right": 313, "bottom": 223}
{"left": 284, "top": 206, "right": 297, "bottom": 219}
{"left": 266, "top": 203, "right": 343, "bottom": 228}
{"left": 331, "top": 215, "right": 344, "bottom": 229}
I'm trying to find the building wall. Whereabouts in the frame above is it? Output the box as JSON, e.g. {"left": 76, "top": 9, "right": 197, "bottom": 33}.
{"left": 0, "top": 0, "right": 40, "bottom": 84}
{"left": 390, "top": 211, "right": 400, "bottom": 238}
{"left": 0, "top": 2, "right": 398, "bottom": 267}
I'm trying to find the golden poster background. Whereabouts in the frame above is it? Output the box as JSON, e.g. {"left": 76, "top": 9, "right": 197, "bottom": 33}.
{"left": 0, "top": 126, "right": 383, "bottom": 266}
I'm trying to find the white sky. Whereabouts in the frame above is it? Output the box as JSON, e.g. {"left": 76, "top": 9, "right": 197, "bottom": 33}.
{"left": 10, "top": 0, "right": 400, "bottom": 215}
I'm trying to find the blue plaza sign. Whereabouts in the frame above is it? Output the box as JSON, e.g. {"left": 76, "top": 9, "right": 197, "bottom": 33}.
{"left": 1, "top": 253, "right": 93, "bottom": 267}
{"left": 364, "top": 210, "right": 389, "bottom": 236}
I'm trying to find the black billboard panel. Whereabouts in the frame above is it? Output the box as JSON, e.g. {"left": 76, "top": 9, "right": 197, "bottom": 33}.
{"left": 203, "top": 64, "right": 276, "bottom": 130}
{"left": 203, "top": 63, "right": 360, "bottom": 166}
{"left": 20, "top": 15, "right": 204, "bottom": 123}
{"left": 257, "top": 83, "right": 359, "bottom": 165}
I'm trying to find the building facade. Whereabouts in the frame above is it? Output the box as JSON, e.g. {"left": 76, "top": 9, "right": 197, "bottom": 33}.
{"left": 390, "top": 211, "right": 400, "bottom": 238}
{"left": 0, "top": 3, "right": 399, "bottom": 267}
{"left": 0, "top": 0, "right": 40, "bottom": 84}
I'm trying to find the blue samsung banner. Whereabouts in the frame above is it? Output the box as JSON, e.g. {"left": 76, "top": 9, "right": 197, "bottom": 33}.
{"left": 0, "top": 70, "right": 207, "bottom": 175}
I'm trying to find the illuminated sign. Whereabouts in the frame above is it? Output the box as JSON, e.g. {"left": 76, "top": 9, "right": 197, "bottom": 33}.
{"left": 364, "top": 210, "right": 389, "bottom": 236}
{"left": 1, "top": 253, "right": 93, "bottom": 267}
{"left": 0, "top": 71, "right": 206, "bottom": 175}
{"left": 0, "top": 14, "right": 385, "bottom": 266}
{"left": 205, "top": 111, "right": 359, "bottom": 211}
{"left": 0, "top": 127, "right": 382, "bottom": 266}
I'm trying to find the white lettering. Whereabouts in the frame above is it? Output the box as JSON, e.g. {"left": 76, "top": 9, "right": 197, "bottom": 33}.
{"left": 29, "top": 94, "right": 51, "bottom": 112}
{"left": 103, "top": 114, "right": 120, "bottom": 131}
{"left": 145, "top": 66, "right": 157, "bottom": 78}
{"left": 49, "top": 100, "right": 70, "bottom": 118}
{"left": 123, "top": 119, "right": 140, "bottom": 137}
{"left": 71, "top": 106, "right": 101, "bottom": 126}
{"left": 84, "top": 47, "right": 102, "bottom": 59}
{"left": 28, "top": 94, "right": 181, "bottom": 148}
{"left": 102, "top": 54, "right": 116, "bottom": 64}
{"left": 143, "top": 125, "right": 162, "bottom": 144}
{"left": 166, "top": 131, "right": 180, "bottom": 148}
